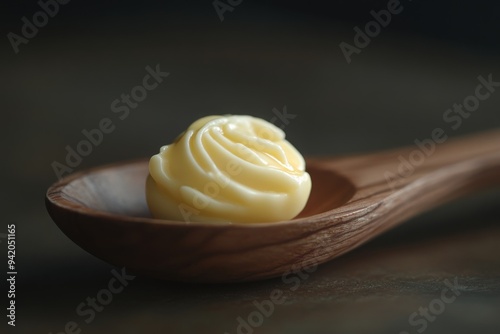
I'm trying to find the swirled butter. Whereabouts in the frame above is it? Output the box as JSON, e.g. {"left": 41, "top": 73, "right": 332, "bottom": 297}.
{"left": 146, "top": 115, "right": 311, "bottom": 223}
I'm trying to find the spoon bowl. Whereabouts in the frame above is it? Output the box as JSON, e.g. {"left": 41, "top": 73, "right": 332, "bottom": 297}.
{"left": 46, "top": 130, "right": 500, "bottom": 282}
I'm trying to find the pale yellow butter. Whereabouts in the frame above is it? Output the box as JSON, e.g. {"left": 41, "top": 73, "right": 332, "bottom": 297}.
{"left": 146, "top": 115, "right": 311, "bottom": 223}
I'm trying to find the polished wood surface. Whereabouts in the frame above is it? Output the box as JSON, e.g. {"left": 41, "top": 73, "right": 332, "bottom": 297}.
{"left": 46, "top": 130, "right": 500, "bottom": 282}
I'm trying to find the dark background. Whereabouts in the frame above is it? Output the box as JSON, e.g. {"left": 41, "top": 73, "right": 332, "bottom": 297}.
{"left": 2, "top": 1, "right": 500, "bottom": 333}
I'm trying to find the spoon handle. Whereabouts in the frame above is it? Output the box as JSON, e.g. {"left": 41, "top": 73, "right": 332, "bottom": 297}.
{"left": 312, "top": 129, "right": 500, "bottom": 217}
{"left": 294, "top": 130, "right": 500, "bottom": 275}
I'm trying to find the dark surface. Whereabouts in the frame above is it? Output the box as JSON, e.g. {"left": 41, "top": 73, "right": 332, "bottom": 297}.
{"left": 2, "top": 1, "right": 500, "bottom": 333}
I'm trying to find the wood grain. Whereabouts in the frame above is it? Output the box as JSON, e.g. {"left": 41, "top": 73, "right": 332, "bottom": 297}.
{"left": 46, "top": 130, "right": 500, "bottom": 282}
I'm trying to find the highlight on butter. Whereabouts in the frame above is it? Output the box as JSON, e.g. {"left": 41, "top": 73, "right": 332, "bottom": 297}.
{"left": 146, "top": 115, "right": 311, "bottom": 223}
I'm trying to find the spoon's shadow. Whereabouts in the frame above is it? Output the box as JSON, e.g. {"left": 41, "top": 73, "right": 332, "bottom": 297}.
{"left": 296, "top": 167, "right": 356, "bottom": 218}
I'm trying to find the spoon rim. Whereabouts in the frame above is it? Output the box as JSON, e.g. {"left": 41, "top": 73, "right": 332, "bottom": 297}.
{"left": 46, "top": 158, "right": 349, "bottom": 229}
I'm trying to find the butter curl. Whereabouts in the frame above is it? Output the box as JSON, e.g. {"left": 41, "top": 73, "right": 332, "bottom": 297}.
{"left": 146, "top": 115, "right": 311, "bottom": 223}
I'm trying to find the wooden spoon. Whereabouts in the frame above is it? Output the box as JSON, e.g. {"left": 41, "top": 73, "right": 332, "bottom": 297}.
{"left": 46, "top": 130, "right": 500, "bottom": 283}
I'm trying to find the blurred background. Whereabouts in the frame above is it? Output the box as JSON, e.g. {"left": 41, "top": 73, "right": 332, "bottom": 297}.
{"left": 2, "top": 0, "right": 500, "bottom": 333}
